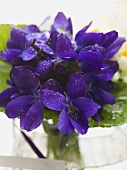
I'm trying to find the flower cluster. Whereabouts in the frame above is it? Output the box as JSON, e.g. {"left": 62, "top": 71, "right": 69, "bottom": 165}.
{"left": 0, "top": 12, "right": 125, "bottom": 135}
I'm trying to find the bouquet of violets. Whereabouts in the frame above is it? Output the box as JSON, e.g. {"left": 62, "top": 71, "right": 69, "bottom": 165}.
{"left": 0, "top": 12, "right": 127, "bottom": 136}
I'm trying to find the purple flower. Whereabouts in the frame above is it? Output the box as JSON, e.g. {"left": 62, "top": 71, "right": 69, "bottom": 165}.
{"left": 78, "top": 44, "right": 119, "bottom": 81}
{"left": 1, "top": 28, "right": 37, "bottom": 61}
{"left": 20, "top": 24, "right": 47, "bottom": 44}
{"left": 0, "top": 12, "right": 125, "bottom": 135}
{"left": 35, "top": 59, "right": 53, "bottom": 80}
{"left": 79, "top": 46, "right": 105, "bottom": 73}
{"left": 21, "top": 25, "right": 40, "bottom": 34}
{"left": 0, "top": 66, "right": 44, "bottom": 131}
{"left": 40, "top": 73, "right": 101, "bottom": 134}
{"left": 34, "top": 33, "right": 79, "bottom": 81}
{"left": 86, "top": 75, "right": 116, "bottom": 106}
{"left": 35, "top": 37, "right": 54, "bottom": 55}
{"left": 75, "top": 22, "right": 125, "bottom": 78}
{"left": 75, "top": 22, "right": 125, "bottom": 58}
{"left": 51, "top": 12, "right": 73, "bottom": 35}
{"left": 56, "top": 33, "right": 78, "bottom": 60}
{"left": 0, "top": 87, "right": 18, "bottom": 107}
{"left": 19, "top": 24, "right": 54, "bottom": 55}
{"left": 82, "top": 74, "right": 116, "bottom": 122}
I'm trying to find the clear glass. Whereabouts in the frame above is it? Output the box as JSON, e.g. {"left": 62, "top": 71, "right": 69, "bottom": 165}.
{"left": 12, "top": 119, "right": 127, "bottom": 170}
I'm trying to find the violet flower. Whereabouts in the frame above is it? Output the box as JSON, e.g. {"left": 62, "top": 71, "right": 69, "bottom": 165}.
{"left": 34, "top": 33, "right": 78, "bottom": 81}
{"left": 24, "top": 28, "right": 54, "bottom": 55}
{"left": 0, "top": 66, "right": 44, "bottom": 131}
{"left": 86, "top": 75, "right": 116, "bottom": 105}
{"left": 75, "top": 22, "right": 125, "bottom": 59}
{"left": 40, "top": 73, "right": 101, "bottom": 134}
{"left": 21, "top": 25, "right": 40, "bottom": 34}
{"left": 1, "top": 28, "right": 37, "bottom": 61}
{"left": 51, "top": 12, "right": 73, "bottom": 35}
{"left": 75, "top": 22, "right": 125, "bottom": 79}
{"left": 0, "top": 11, "right": 126, "bottom": 135}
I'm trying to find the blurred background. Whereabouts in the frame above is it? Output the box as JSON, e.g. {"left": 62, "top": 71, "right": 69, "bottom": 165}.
{"left": 0, "top": 0, "right": 127, "bottom": 35}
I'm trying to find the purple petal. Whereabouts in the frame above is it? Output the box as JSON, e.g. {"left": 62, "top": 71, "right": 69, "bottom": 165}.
{"left": 38, "top": 31, "right": 50, "bottom": 42}
{"left": 75, "top": 21, "right": 92, "bottom": 43}
{"left": 72, "top": 97, "right": 101, "bottom": 118}
{"left": 20, "top": 100, "right": 44, "bottom": 131}
{"left": 35, "top": 60, "right": 53, "bottom": 80}
{"left": 54, "top": 12, "right": 68, "bottom": 28}
{"left": 35, "top": 42, "right": 54, "bottom": 55}
{"left": 89, "top": 64, "right": 114, "bottom": 81}
{"left": 49, "top": 31, "right": 59, "bottom": 51}
{"left": 40, "top": 89, "right": 66, "bottom": 111}
{"left": 5, "top": 95, "right": 34, "bottom": 118}
{"left": 53, "top": 12, "right": 68, "bottom": 29}
{"left": 1, "top": 49, "right": 22, "bottom": 61}
{"left": 99, "top": 81, "right": 114, "bottom": 92}
{"left": 11, "top": 66, "right": 40, "bottom": 93}
{"left": 105, "top": 60, "right": 119, "bottom": 73}
{"left": 81, "top": 44, "right": 106, "bottom": 55}
{"left": 21, "top": 25, "right": 40, "bottom": 34}
{"left": 42, "top": 79, "right": 64, "bottom": 95}
{"left": 7, "top": 39, "right": 22, "bottom": 49}
{"left": 26, "top": 31, "right": 50, "bottom": 45}
{"left": 106, "top": 37, "right": 126, "bottom": 59}
{"left": 79, "top": 50, "right": 104, "bottom": 73}
{"left": 11, "top": 57, "right": 38, "bottom": 67}
{"left": 55, "top": 61, "right": 67, "bottom": 76}
{"left": 66, "top": 18, "right": 73, "bottom": 35}
{"left": 52, "top": 12, "right": 72, "bottom": 34}
{"left": 58, "top": 107, "right": 74, "bottom": 134}
{"left": 92, "top": 113, "right": 100, "bottom": 122}
{"left": 20, "top": 47, "right": 37, "bottom": 61}
{"left": 75, "top": 22, "right": 104, "bottom": 47}
{"left": 11, "top": 28, "right": 26, "bottom": 48}
{"left": 100, "top": 30, "right": 118, "bottom": 47}
{"left": 86, "top": 75, "right": 114, "bottom": 92}
{"left": 67, "top": 73, "right": 86, "bottom": 99}
{"left": 78, "top": 32, "right": 104, "bottom": 47}
{"left": 69, "top": 110, "right": 88, "bottom": 135}
{"left": 56, "top": 34, "right": 78, "bottom": 59}
{"left": 92, "top": 87, "right": 116, "bottom": 105}
{"left": 0, "top": 87, "right": 18, "bottom": 107}
{"left": 26, "top": 33, "right": 42, "bottom": 45}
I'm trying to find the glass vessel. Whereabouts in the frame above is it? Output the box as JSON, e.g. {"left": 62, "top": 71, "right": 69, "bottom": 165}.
{"left": 12, "top": 119, "right": 127, "bottom": 170}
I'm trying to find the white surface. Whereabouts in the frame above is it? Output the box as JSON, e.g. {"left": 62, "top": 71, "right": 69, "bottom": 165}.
{"left": 0, "top": 113, "right": 14, "bottom": 156}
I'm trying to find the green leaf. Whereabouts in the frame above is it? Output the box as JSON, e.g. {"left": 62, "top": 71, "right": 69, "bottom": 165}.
{"left": 0, "top": 24, "right": 26, "bottom": 92}
{"left": 112, "top": 80, "right": 127, "bottom": 100}
{"left": 0, "top": 59, "right": 12, "bottom": 92}
{"left": 0, "top": 24, "right": 12, "bottom": 51}
{"left": 89, "top": 81, "right": 127, "bottom": 128}
{"left": 0, "top": 25, "right": 12, "bottom": 92}
{"left": 89, "top": 100, "right": 127, "bottom": 127}
{"left": 0, "top": 24, "right": 26, "bottom": 50}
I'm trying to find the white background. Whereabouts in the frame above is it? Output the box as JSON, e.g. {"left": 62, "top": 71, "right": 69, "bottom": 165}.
{"left": 0, "top": 0, "right": 126, "bottom": 34}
